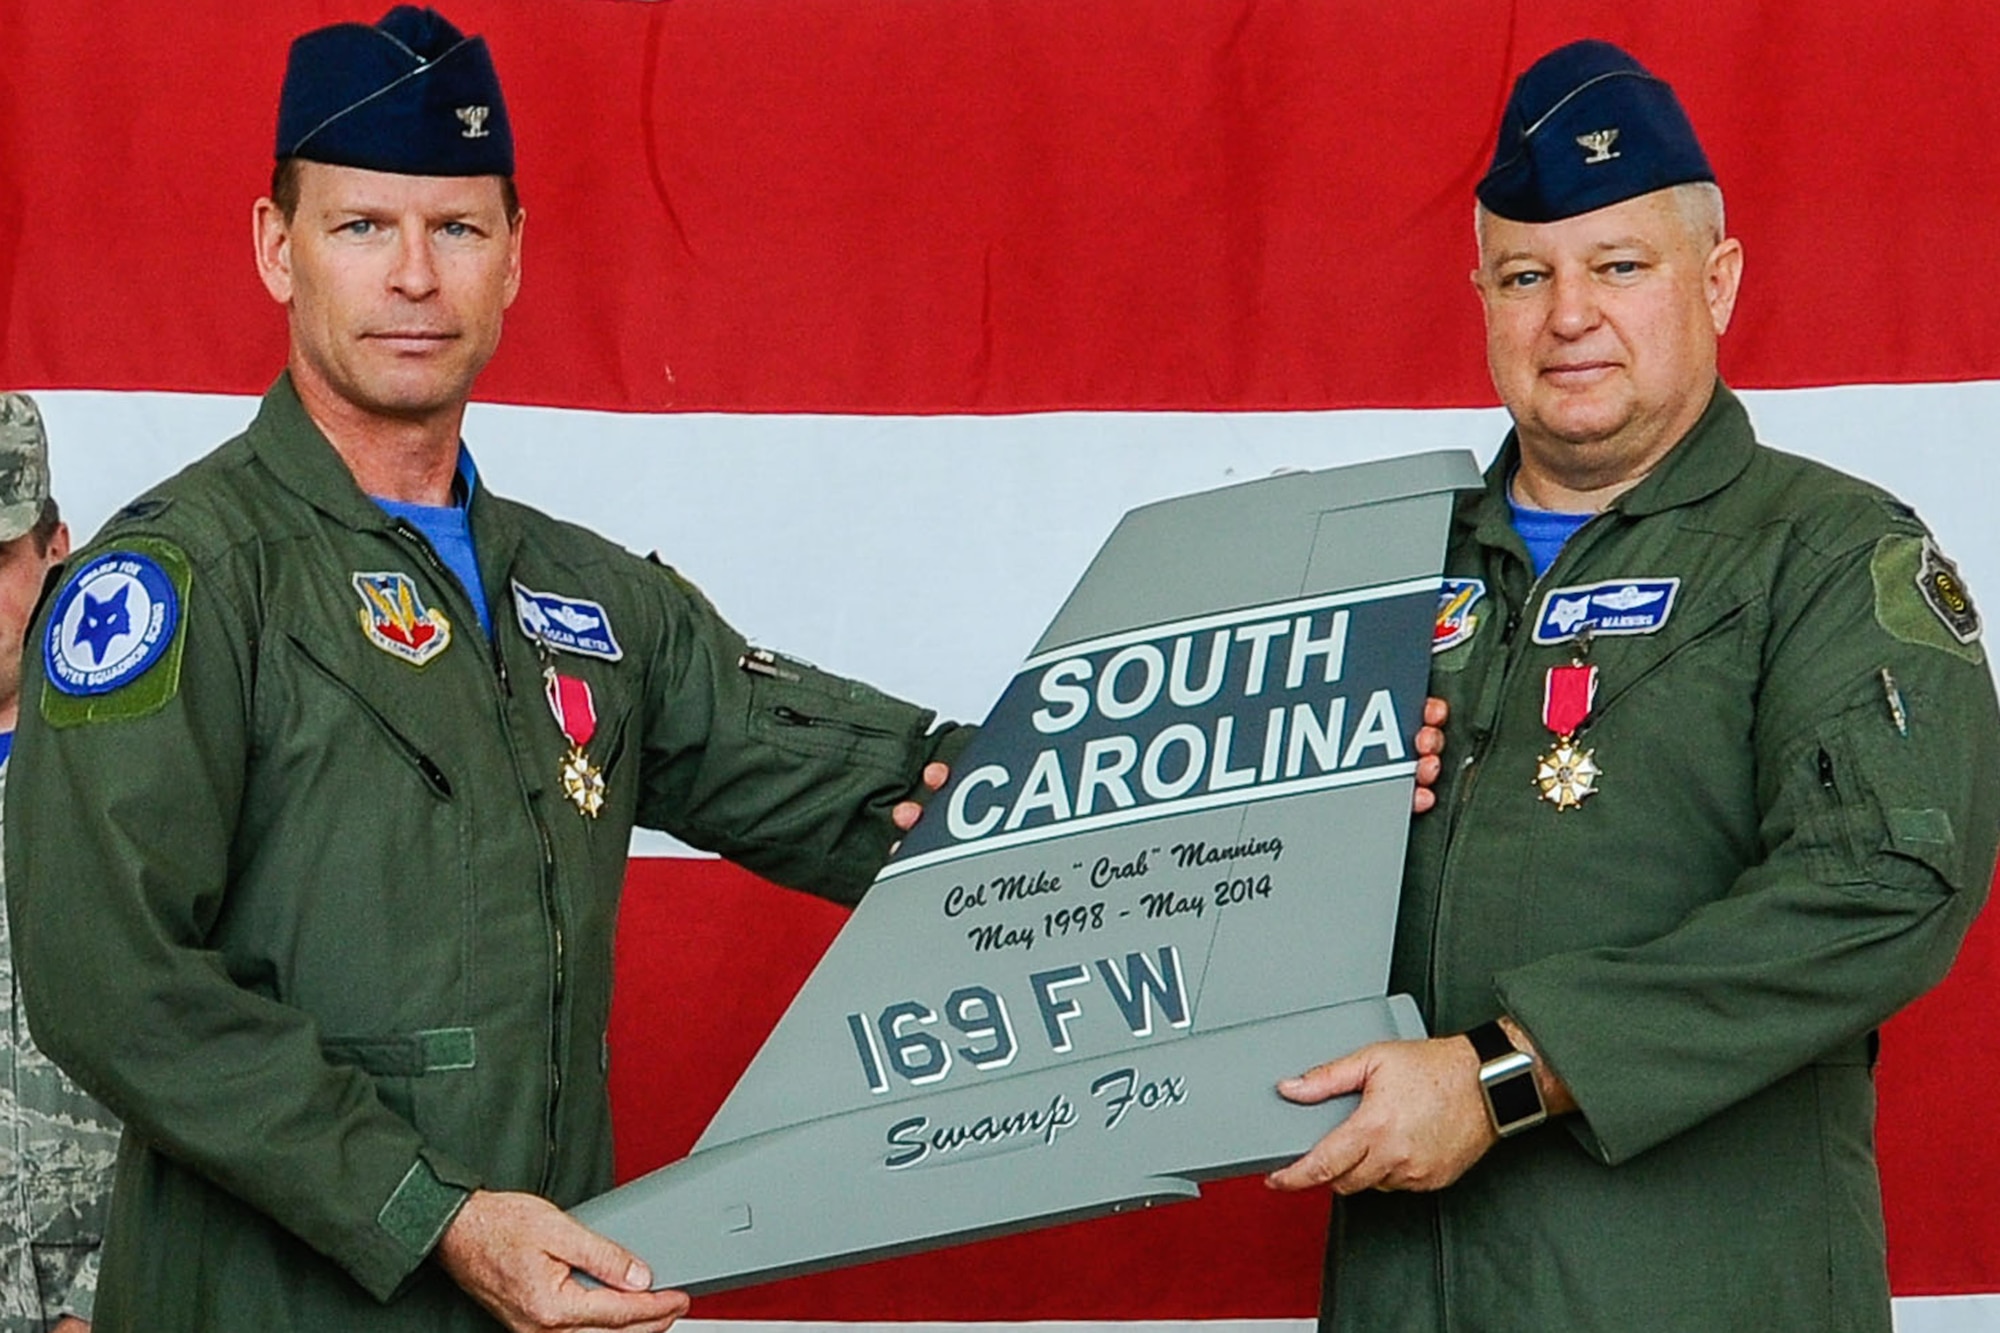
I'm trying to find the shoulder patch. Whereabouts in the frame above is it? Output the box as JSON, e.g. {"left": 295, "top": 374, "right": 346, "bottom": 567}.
{"left": 1433, "top": 577, "right": 1485, "bottom": 654}
{"left": 1874, "top": 534, "right": 1983, "bottom": 663}
{"left": 40, "top": 540, "right": 191, "bottom": 725}
{"left": 1916, "top": 538, "right": 1980, "bottom": 644}
{"left": 511, "top": 581, "right": 622, "bottom": 661}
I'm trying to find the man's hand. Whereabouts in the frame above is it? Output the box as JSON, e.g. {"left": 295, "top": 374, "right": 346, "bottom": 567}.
{"left": 435, "top": 1189, "right": 690, "bottom": 1333}
{"left": 1412, "top": 697, "right": 1448, "bottom": 814}
{"left": 51, "top": 1318, "right": 89, "bottom": 1333}
{"left": 1264, "top": 1035, "right": 1494, "bottom": 1195}
{"left": 891, "top": 761, "right": 950, "bottom": 833}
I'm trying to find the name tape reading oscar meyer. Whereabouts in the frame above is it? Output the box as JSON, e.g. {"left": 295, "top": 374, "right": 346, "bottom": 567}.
{"left": 883, "top": 575, "right": 1438, "bottom": 878}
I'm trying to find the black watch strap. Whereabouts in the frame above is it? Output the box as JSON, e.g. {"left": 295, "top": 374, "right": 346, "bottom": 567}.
{"left": 1467, "top": 1020, "right": 1548, "bottom": 1138}
{"left": 1467, "top": 1020, "right": 1516, "bottom": 1064}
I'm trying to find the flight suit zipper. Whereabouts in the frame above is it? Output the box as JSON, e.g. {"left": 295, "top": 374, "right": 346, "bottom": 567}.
{"left": 770, "top": 704, "right": 898, "bottom": 738}
{"left": 389, "top": 521, "right": 498, "bottom": 674}
{"left": 1433, "top": 1195, "right": 1452, "bottom": 1331}
{"left": 521, "top": 641, "right": 575, "bottom": 1189}
{"left": 389, "top": 523, "right": 569, "bottom": 1193}
{"left": 535, "top": 814, "right": 563, "bottom": 1187}
{"left": 1447, "top": 608, "right": 1519, "bottom": 817}
{"left": 1419, "top": 506, "right": 1614, "bottom": 1304}
{"left": 1423, "top": 509, "right": 1614, "bottom": 1017}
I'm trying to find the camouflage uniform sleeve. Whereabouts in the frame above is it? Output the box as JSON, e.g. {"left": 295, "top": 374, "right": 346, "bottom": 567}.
{"left": 0, "top": 762, "right": 121, "bottom": 1332}
{"left": 1495, "top": 504, "right": 2000, "bottom": 1164}
{"left": 631, "top": 558, "right": 972, "bottom": 903}
{"left": 56, "top": 1245, "right": 99, "bottom": 1323}
{"left": 6, "top": 534, "right": 474, "bottom": 1304}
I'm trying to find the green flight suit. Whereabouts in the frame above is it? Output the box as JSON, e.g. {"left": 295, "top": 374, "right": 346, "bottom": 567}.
{"left": 1324, "top": 385, "right": 2000, "bottom": 1332}
{"left": 4, "top": 376, "right": 967, "bottom": 1331}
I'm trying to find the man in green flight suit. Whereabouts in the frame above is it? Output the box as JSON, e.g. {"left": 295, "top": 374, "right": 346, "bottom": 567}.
{"left": 5, "top": 9, "right": 961, "bottom": 1332}
{"left": 1267, "top": 39, "right": 2000, "bottom": 1331}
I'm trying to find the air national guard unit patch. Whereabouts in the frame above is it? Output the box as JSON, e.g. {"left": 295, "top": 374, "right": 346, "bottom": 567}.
{"left": 40, "top": 540, "right": 192, "bottom": 725}
{"left": 1915, "top": 538, "right": 1980, "bottom": 644}
{"left": 1873, "top": 533, "right": 1984, "bottom": 664}
{"left": 1433, "top": 578, "right": 1485, "bottom": 654}
{"left": 511, "top": 581, "right": 622, "bottom": 661}
{"left": 1532, "top": 577, "right": 1680, "bottom": 644}
{"left": 354, "top": 571, "right": 453, "bottom": 666}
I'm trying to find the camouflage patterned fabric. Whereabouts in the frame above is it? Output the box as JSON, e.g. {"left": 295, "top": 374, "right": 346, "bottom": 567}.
{"left": 0, "top": 396, "right": 52, "bottom": 546}
{"left": 0, "top": 760, "right": 119, "bottom": 1330}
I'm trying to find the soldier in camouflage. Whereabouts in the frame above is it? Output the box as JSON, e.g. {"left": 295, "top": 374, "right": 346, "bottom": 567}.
{"left": 0, "top": 393, "right": 116, "bottom": 1333}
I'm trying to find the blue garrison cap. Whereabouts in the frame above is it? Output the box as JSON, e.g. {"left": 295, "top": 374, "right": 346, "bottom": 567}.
{"left": 1477, "top": 40, "right": 1712, "bottom": 223}
{"left": 275, "top": 6, "right": 513, "bottom": 176}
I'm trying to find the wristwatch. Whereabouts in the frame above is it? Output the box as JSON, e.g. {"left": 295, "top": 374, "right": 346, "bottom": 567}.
{"left": 1467, "top": 1020, "right": 1547, "bottom": 1137}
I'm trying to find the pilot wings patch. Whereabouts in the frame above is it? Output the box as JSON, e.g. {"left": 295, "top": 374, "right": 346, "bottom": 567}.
{"left": 1532, "top": 578, "right": 1681, "bottom": 644}
{"left": 512, "top": 581, "right": 623, "bottom": 662}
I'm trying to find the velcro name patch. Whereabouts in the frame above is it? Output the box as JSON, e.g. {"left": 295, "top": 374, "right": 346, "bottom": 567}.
{"left": 512, "top": 581, "right": 622, "bottom": 661}
{"left": 1532, "top": 578, "right": 1681, "bottom": 645}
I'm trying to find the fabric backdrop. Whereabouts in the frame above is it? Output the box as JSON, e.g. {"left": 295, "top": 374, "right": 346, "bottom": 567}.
{"left": 2, "top": 1, "right": 1995, "bottom": 1325}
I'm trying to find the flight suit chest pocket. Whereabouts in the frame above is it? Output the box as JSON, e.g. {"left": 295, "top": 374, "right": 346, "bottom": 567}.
{"left": 273, "top": 632, "right": 455, "bottom": 800}
{"left": 245, "top": 632, "right": 476, "bottom": 1032}
{"left": 1570, "top": 590, "right": 1759, "bottom": 726}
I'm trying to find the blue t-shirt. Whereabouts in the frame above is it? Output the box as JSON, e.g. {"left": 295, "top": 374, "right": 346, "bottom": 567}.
{"left": 373, "top": 448, "right": 492, "bottom": 639}
{"left": 0, "top": 731, "right": 12, "bottom": 767}
{"left": 1507, "top": 484, "right": 1593, "bottom": 578}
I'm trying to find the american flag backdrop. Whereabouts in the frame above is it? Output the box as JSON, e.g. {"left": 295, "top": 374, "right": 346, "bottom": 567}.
{"left": 2, "top": 2, "right": 1996, "bottom": 1328}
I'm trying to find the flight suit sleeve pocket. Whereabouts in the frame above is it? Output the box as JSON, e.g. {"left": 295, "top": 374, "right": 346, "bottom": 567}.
{"left": 1808, "top": 707, "right": 1964, "bottom": 895}
{"left": 321, "top": 1028, "right": 477, "bottom": 1077}
{"left": 742, "top": 652, "right": 931, "bottom": 769}
{"left": 321, "top": 1029, "right": 478, "bottom": 1136}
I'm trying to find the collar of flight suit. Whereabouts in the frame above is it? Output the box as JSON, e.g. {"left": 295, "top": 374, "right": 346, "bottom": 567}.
{"left": 1458, "top": 378, "right": 1759, "bottom": 557}
{"left": 245, "top": 372, "right": 525, "bottom": 618}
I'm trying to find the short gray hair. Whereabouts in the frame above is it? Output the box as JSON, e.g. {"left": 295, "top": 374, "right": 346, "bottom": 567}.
{"left": 1670, "top": 180, "right": 1726, "bottom": 246}
{"left": 1475, "top": 180, "right": 1728, "bottom": 256}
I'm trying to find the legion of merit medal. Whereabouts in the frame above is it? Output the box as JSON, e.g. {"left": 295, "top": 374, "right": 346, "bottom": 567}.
{"left": 1535, "top": 660, "right": 1601, "bottom": 810}
{"left": 544, "top": 665, "right": 606, "bottom": 817}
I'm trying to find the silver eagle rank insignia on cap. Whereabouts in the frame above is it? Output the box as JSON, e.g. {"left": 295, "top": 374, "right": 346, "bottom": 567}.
{"left": 1575, "top": 129, "right": 1621, "bottom": 164}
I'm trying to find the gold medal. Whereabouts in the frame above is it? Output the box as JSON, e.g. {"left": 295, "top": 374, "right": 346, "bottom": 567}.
{"left": 1534, "top": 737, "right": 1600, "bottom": 810}
{"left": 1537, "top": 660, "right": 1600, "bottom": 811}
{"left": 559, "top": 744, "right": 607, "bottom": 818}
{"left": 544, "top": 660, "right": 605, "bottom": 819}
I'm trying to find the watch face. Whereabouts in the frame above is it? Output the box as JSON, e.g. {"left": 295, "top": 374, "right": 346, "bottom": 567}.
{"left": 1487, "top": 1071, "right": 1545, "bottom": 1132}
